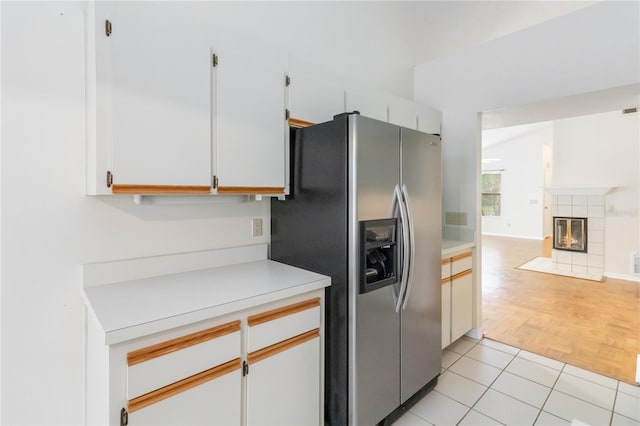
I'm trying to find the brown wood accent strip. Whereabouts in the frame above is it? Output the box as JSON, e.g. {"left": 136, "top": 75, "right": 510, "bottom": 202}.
{"left": 451, "top": 252, "right": 473, "bottom": 262}
{"left": 248, "top": 329, "right": 319, "bottom": 365}
{"left": 288, "top": 117, "right": 315, "bottom": 128}
{"left": 451, "top": 269, "right": 473, "bottom": 281}
{"left": 127, "top": 320, "right": 241, "bottom": 367}
{"left": 248, "top": 298, "right": 321, "bottom": 327}
{"left": 216, "top": 186, "right": 285, "bottom": 195}
{"left": 442, "top": 277, "right": 451, "bottom": 286}
{"left": 441, "top": 258, "right": 451, "bottom": 265}
{"left": 128, "top": 358, "right": 241, "bottom": 413}
{"left": 112, "top": 184, "right": 212, "bottom": 194}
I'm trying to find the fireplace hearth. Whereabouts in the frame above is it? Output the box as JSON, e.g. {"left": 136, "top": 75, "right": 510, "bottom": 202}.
{"left": 554, "top": 217, "right": 587, "bottom": 253}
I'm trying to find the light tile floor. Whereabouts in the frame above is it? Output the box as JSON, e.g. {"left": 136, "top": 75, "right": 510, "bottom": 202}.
{"left": 395, "top": 337, "right": 640, "bottom": 426}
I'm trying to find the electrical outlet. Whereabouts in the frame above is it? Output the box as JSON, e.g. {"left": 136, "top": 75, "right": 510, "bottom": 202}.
{"left": 251, "top": 218, "right": 263, "bottom": 237}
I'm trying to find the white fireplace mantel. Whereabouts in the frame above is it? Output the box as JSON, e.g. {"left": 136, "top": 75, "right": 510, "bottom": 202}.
{"left": 544, "top": 186, "right": 615, "bottom": 196}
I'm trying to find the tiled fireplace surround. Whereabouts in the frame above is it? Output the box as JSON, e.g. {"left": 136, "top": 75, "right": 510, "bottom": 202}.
{"left": 551, "top": 192, "right": 605, "bottom": 280}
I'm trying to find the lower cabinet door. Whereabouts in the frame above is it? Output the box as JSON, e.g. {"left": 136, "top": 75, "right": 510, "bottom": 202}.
{"left": 441, "top": 280, "right": 451, "bottom": 349}
{"left": 451, "top": 271, "right": 473, "bottom": 342}
{"left": 247, "top": 334, "right": 320, "bottom": 426}
{"left": 128, "top": 367, "right": 241, "bottom": 426}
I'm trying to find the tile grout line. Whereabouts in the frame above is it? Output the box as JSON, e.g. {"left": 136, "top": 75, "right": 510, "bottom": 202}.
{"left": 455, "top": 345, "right": 522, "bottom": 426}
{"left": 608, "top": 381, "right": 619, "bottom": 426}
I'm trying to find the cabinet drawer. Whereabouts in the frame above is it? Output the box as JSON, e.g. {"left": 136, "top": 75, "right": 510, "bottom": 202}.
{"left": 247, "top": 298, "right": 321, "bottom": 352}
{"left": 441, "top": 258, "right": 451, "bottom": 279}
{"left": 127, "top": 321, "right": 241, "bottom": 400}
{"left": 451, "top": 252, "right": 472, "bottom": 275}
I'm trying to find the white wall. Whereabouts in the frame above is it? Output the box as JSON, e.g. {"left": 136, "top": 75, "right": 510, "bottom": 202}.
{"left": 414, "top": 0, "right": 639, "bottom": 335}
{"left": 553, "top": 110, "right": 639, "bottom": 277}
{"left": 415, "top": 0, "right": 639, "bottom": 240}
{"left": 482, "top": 123, "right": 552, "bottom": 239}
{"left": 0, "top": 2, "right": 419, "bottom": 424}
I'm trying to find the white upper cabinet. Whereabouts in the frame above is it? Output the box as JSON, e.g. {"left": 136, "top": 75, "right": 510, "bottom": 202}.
{"left": 387, "top": 95, "right": 419, "bottom": 130}
{"left": 213, "top": 41, "right": 288, "bottom": 194}
{"left": 416, "top": 103, "right": 442, "bottom": 135}
{"left": 345, "top": 89, "right": 388, "bottom": 122}
{"left": 86, "top": 2, "right": 213, "bottom": 194}
{"left": 288, "top": 64, "right": 345, "bottom": 126}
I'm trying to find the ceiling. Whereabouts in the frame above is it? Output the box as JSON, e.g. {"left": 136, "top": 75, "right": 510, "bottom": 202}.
{"left": 400, "top": 1, "right": 599, "bottom": 65}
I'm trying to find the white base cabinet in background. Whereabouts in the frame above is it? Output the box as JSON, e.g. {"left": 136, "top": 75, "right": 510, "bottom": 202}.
{"left": 441, "top": 250, "right": 474, "bottom": 348}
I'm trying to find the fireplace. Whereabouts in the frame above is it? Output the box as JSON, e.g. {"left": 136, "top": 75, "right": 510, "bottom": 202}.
{"left": 553, "top": 217, "right": 587, "bottom": 253}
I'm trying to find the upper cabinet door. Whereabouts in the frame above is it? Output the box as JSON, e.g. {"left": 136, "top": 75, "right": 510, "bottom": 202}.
{"left": 387, "top": 95, "right": 419, "bottom": 130}
{"left": 213, "top": 42, "right": 288, "bottom": 195}
{"left": 288, "top": 65, "right": 345, "bottom": 126}
{"left": 87, "top": 2, "right": 213, "bottom": 194}
{"left": 416, "top": 103, "right": 442, "bottom": 135}
{"left": 345, "top": 90, "right": 388, "bottom": 123}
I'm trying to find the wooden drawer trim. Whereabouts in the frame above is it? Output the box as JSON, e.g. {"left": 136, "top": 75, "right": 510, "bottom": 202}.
{"left": 442, "top": 277, "right": 450, "bottom": 286}
{"left": 451, "top": 252, "right": 472, "bottom": 262}
{"left": 248, "top": 297, "right": 320, "bottom": 327}
{"left": 288, "top": 117, "right": 315, "bottom": 128}
{"left": 112, "top": 184, "right": 211, "bottom": 194}
{"left": 128, "top": 358, "right": 241, "bottom": 413}
{"left": 127, "top": 320, "right": 241, "bottom": 367}
{"left": 451, "top": 269, "right": 473, "bottom": 281}
{"left": 441, "top": 258, "right": 451, "bottom": 266}
{"left": 248, "top": 329, "right": 319, "bottom": 365}
{"left": 216, "top": 186, "right": 285, "bottom": 195}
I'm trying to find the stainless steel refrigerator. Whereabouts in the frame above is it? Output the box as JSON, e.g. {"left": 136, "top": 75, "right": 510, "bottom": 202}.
{"left": 271, "top": 113, "right": 441, "bottom": 425}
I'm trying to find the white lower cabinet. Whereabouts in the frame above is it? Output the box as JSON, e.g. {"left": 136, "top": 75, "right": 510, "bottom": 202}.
{"left": 246, "top": 297, "right": 322, "bottom": 426}
{"left": 88, "top": 291, "right": 323, "bottom": 425}
{"left": 441, "top": 251, "right": 474, "bottom": 348}
{"left": 129, "top": 371, "right": 241, "bottom": 426}
{"left": 247, "top": 337, "right": 320, "bottom": 425}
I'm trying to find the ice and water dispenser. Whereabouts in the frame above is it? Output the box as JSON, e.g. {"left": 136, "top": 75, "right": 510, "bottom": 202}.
{"left": 359, "top": 218, "right": 398, "bottom": 294}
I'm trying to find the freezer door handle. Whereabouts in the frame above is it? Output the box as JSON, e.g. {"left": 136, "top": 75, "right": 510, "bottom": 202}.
{"left": 401, "top": 184, "right": 415, "bottom": 310}
{"left": 395, "top": 184, "right": 410, "bottom": 313}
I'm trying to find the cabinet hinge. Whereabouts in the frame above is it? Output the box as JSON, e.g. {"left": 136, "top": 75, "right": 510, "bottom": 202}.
{"left": 212, "top": 53, "right": 218, "bottom": 68}
{"left": 120, "top": 407, "right": 128, "bottom": 426}
{"left": 106, "top": 170, "right": 113, "bottom": 188}
{"left": 212, "top": 175, "right": 218, "bottom": 189}
{"left": 285, "top": 74, "right": 291, "bottom": 87}
{"left": 285, "top": 109, "right": 290, "bottom": 120}
{"left": 105, "top": 19, "right": 112, "bottom": 37}
{"left": 242, "top": 360, "right": 249, "bottom": 376}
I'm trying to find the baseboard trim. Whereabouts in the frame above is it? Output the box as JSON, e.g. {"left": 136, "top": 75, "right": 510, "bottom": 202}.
{"left": 604, "top": 272, "right": 640, "bottom": 283}
{"left": 481, "top": 232, "right": 545, "bottom": 241}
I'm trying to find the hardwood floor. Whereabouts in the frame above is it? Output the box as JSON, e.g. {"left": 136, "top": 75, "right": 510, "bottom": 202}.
{"left": 482, "top": 235, "right": 639, "bottom": 384}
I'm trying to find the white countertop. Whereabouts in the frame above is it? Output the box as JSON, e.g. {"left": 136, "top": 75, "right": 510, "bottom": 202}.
{"left": 442, "top": 239, "right": 476, "bottom": 257}
{"left": 84, "top": 259, "right": 330, "bottom": 344}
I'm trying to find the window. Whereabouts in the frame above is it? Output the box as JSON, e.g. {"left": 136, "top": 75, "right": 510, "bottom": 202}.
{"left": 482, "top": 173, "right": 501, "bottom": 216}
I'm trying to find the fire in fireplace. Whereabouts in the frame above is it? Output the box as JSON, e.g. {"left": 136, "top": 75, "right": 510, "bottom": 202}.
{"left": 553, "top": 217, "right": 588, "bottom": 253}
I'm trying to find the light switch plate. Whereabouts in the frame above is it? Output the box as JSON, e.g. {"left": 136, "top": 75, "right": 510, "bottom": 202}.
{"left": 252, "top": 218, "right": 263, "bottom": 237}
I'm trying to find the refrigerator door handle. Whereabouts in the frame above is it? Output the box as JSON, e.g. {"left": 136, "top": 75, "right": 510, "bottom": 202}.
{"left": 401, "top": 184, "right": 416, "bottom": 310}
{"left": 395, "top": 184, "right": 410, "bottom": 313}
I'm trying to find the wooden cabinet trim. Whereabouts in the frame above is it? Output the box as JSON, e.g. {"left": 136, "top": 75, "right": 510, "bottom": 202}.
{"left": 112, "top": 184, "right": 212, "bottom": 194}
{"left": 128, "top": 358, "right": 241, "bottom": 413}
{"left": 451, "top": 252, "right": 472, "bottom": 262}
{"left": 248, "top": 298, "right": 320, "bottom": 327}
{"left": 441, "top": 258, "right": 451, "bottom": 266}
{"left": 216, "top": 186, "right": 285, "bottom": 195}
{"left": 442, "top": 277, "right": 450, "bottom": 286}
{"left": 451, "top": 269, "right": 473, "bottom": 281}
{"left": 288, "top": 117, "right": 315, "bottom": 128}
{"left": 127, "top": 320, "right": 241, "bottom": 366}
{"left": 248, "top": 329, "right": 319, "bottom": 365}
